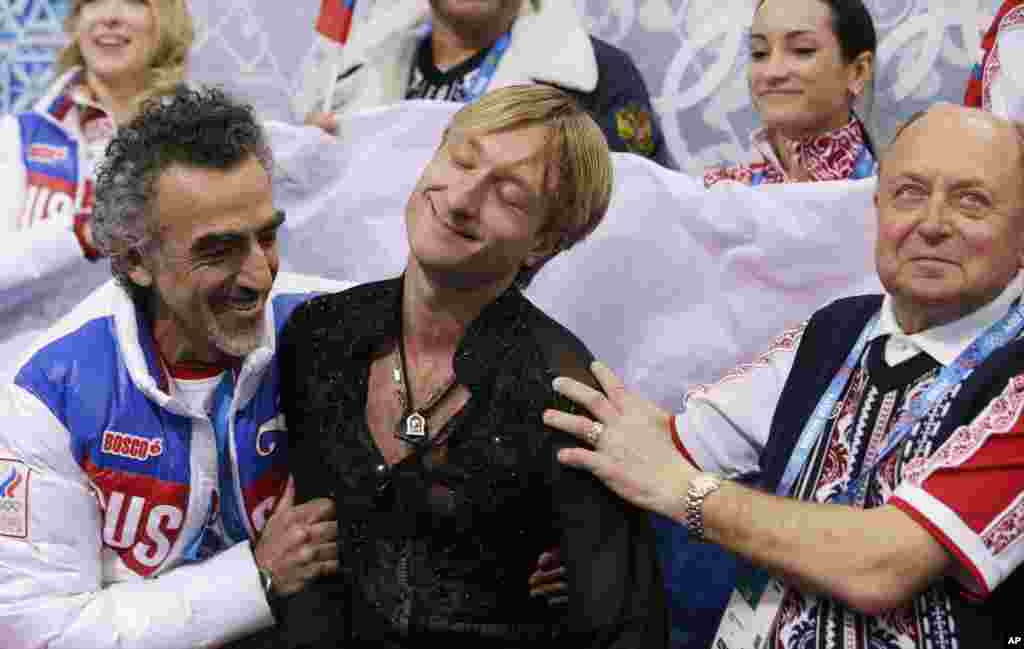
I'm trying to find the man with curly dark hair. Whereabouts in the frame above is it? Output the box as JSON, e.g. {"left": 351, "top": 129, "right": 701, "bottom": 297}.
{"left": 0, "top": 86, "right": 349, "bottom": 649}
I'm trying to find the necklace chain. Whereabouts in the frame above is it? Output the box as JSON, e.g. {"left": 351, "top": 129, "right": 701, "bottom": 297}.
{"left": 393, "top": 337, "right": 457, "bottom": 445}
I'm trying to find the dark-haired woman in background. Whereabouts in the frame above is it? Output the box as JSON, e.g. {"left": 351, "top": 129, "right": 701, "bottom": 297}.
{"left": 670, "top": 1, "right": 879, "bottom": 645}
{"left": 704, "top": 0, "right": 877, "bottom": 187}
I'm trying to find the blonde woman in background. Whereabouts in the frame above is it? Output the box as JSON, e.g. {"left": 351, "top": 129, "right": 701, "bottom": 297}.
{"left": 0, "top": 0, "right": 193, "bottom": 257}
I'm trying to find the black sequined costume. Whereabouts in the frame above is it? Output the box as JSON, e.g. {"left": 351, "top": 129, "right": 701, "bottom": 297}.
{"left": 273, "top": 276, "right": 666, "bottom": 648}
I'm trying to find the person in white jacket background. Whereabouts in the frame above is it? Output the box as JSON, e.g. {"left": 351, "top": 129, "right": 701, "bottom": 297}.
{"left": 298, "top": 0, "right": 676, "bottom": 168}
{"left": 0, "top": 0, "right": 193, "bottom": 309}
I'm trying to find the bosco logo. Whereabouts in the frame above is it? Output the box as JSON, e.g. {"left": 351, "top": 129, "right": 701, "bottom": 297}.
{"left": 102, "top": 431, "right": 164, "bottom": 461}
{"left": 27, "top": 144, "right": 68, "bottom": 164}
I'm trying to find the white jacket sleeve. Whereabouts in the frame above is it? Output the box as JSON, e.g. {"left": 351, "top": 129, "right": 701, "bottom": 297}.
{"left": 293, "top": 33, "right": 343, "bottom": 121}
{"left": 0, "top": 114, "right": 27, "bottom": 231}
{"left": 991, "top": 21, "right": 1024, "bottom": 121}
{"left": 0, "top": 384, "right": 274, "bottom": 649}
{"left": 0, "top": 218, "right": 91, "bottom": 312}
{"left": 675, "top": 321, "right": 807, "bottom": 479}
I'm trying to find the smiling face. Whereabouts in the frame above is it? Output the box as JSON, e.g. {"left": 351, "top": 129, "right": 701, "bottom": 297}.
{"left": 127, "top": 156, "right": 283, "bottom": 363}
{"left": 404, "top": 124, "right": 559, "bottom": 291}
{"left": 875, "top": 105, "right": 1024, "bottom": 332}
{"left": 74, "top": 0, "right": 159, "bottom": 93}
{"left": 749, "top": 0, "right": 870, "bottom": 138}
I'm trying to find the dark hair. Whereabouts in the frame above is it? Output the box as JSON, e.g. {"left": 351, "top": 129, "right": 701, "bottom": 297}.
{"left": 823, "top": 0, "right": 877, "bottom": 63}
{"left": 92, "top": 86, "right": 272, "bottom": 300}
{"left": 756, "top": 0, "right": 877, "bottom": 63}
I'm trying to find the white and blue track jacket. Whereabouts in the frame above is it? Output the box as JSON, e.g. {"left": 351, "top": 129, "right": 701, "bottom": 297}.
{"left": 0, "top": 272, "right": 351, "bottom": 649}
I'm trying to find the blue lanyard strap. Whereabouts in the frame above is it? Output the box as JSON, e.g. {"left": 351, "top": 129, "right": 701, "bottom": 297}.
{"left": 778, "top": 300, "right": 1024, "bottom": 504}
{"left": 183, "top": 371, "right": 249, "bottom": 562}
{"left": 463, "top": 31, "right": 512, "bottom": 102}
{"left": 211, "top": 371, "right": 250, "bottom": 542}
{"left": 850, "top": 143, "right": 877, "bottom": 180}
{"left": 775, "top": 313, "right": 878, "bottom": 499}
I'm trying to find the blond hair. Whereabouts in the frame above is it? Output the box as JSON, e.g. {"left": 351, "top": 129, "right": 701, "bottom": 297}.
{"left": 444, "top": 84, "right": 613, "bottom": 287}
{"left": 57, "top": 0, "right": 194, "bottom": 109}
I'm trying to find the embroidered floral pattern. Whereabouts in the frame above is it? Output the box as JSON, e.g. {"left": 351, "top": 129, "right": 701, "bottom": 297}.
{"left": 703, "top": 119, "right": 870, "bottom": 187}
{"left": 983, "top": 491, "right": 1024, "bottom": 554}
{"left": 902, "top": 374, "right": 1024, "bottom": 486}
{"left": 983, "top": 5, "right": 1024, "bottom": 112}
{"left": 686, "top": 321, "right": 807, "bottom": 397}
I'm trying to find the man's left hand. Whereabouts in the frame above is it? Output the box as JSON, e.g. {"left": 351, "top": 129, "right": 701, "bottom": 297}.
{"left": 543, "top": 361, "right": 697, "bottom": 519}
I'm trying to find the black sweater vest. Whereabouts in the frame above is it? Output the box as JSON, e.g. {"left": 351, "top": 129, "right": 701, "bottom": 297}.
{"left": 761, "top": 294, "right": 1019, "bottom": 644}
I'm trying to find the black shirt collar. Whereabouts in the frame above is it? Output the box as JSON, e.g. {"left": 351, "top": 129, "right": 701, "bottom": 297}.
{"left": 334, "top": 276, "right": 534, "bottom": 389}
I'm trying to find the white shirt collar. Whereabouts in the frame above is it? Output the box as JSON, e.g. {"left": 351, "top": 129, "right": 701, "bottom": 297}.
{"left": 875, "top": 272, "right": 1024, "bottom": 366}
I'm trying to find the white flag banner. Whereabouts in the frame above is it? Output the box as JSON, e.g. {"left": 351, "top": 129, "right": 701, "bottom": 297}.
{"left": 0, "top": 101, "right": 880, "bottom": 403}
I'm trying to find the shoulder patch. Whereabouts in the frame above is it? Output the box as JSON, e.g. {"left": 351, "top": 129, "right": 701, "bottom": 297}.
{"left": 614, "top": 102, "right": 656, "bottom": 157}
{"left": 0, "top": 459, "right": 31, "bottom": 538}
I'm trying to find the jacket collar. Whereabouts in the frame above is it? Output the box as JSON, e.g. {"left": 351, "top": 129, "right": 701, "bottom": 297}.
{"left": 489, "top": 0, "right": 597, "bottom": 93}
{"left": 110, "top": 280, "right": 280, "bottom": 415}
{"left": 750, "top": 117, "right": 869, "bottom": 183}
{"left": 875, "top": 272, "right": 1024, "bottom": 367}
{"left": 329, "top": 276, "right": 534, "bottom": 390}
{"left": 34, "top": 67, "right": 87, "bottom": 131}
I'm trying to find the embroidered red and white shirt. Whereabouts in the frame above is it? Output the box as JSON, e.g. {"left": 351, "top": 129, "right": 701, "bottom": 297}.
{"left": 676, "top": 275, "right": 1024, "bottom": 648}
{"left": 703, "top": 118, "right": 872, "bottom": 188}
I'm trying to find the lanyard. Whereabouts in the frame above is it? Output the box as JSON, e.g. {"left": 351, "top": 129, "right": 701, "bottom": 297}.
{"left": 210, "top": 371, "right": 250, "bottom": 542}
{"left": 777, "top": 301, "right": 1024, "bottom": 504}
{"left": 183, "top": 371, "right": 249, "bottom": 562}
{"left": 850, "top": 143, "right": 877, "bottom": 180}
{"left": 463, "top": 31, "right": 512, "bottom": 102}
{"left": 775, "top": 313, "right": 877, "bottom": 499}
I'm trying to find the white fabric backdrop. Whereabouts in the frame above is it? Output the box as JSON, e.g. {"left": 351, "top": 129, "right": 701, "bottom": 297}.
{"left": 185, "top": 0, "right": 1006, "bottom": 174}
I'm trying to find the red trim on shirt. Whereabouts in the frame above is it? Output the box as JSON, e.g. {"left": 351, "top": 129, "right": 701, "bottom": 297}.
{"left": 889, "top": 496, "right": 990, "bottom": 599}
{"left": 670, "top": 417, "right": 700, "bottom": 469}
{"left": 167, "top": 361, "right": 227, "bottom": 380}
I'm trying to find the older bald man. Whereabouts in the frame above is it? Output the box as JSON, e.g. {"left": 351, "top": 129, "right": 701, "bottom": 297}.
{"left": 543, "top": 103, "right": 1024, "bottom": 649}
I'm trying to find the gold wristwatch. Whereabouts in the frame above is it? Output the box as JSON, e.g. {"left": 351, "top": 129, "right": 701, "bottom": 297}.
{"left": 684, "top": 472, "right": 722, "bottom": 542}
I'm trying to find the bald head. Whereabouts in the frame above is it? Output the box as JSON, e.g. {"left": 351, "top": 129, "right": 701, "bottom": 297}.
{"left": 874, "top": 103, "right": 1024, "bottom": 333}
{"left": 882, "top": 103, "right": 1024, "bottom": 183}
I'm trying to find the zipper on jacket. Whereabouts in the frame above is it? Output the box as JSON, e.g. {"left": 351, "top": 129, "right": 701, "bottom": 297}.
{"left": 393, "top": 539, "right": 413, "bottom": 636}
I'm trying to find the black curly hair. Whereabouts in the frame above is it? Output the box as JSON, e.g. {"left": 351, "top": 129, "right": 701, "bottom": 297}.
{"left": 92, "top": 85, "right": 273, "bottom": 300}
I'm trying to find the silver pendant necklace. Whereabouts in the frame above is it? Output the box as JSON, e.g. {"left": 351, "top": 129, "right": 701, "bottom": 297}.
{"left": 392, "top": 335, "right": 457, "bottom": 446}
